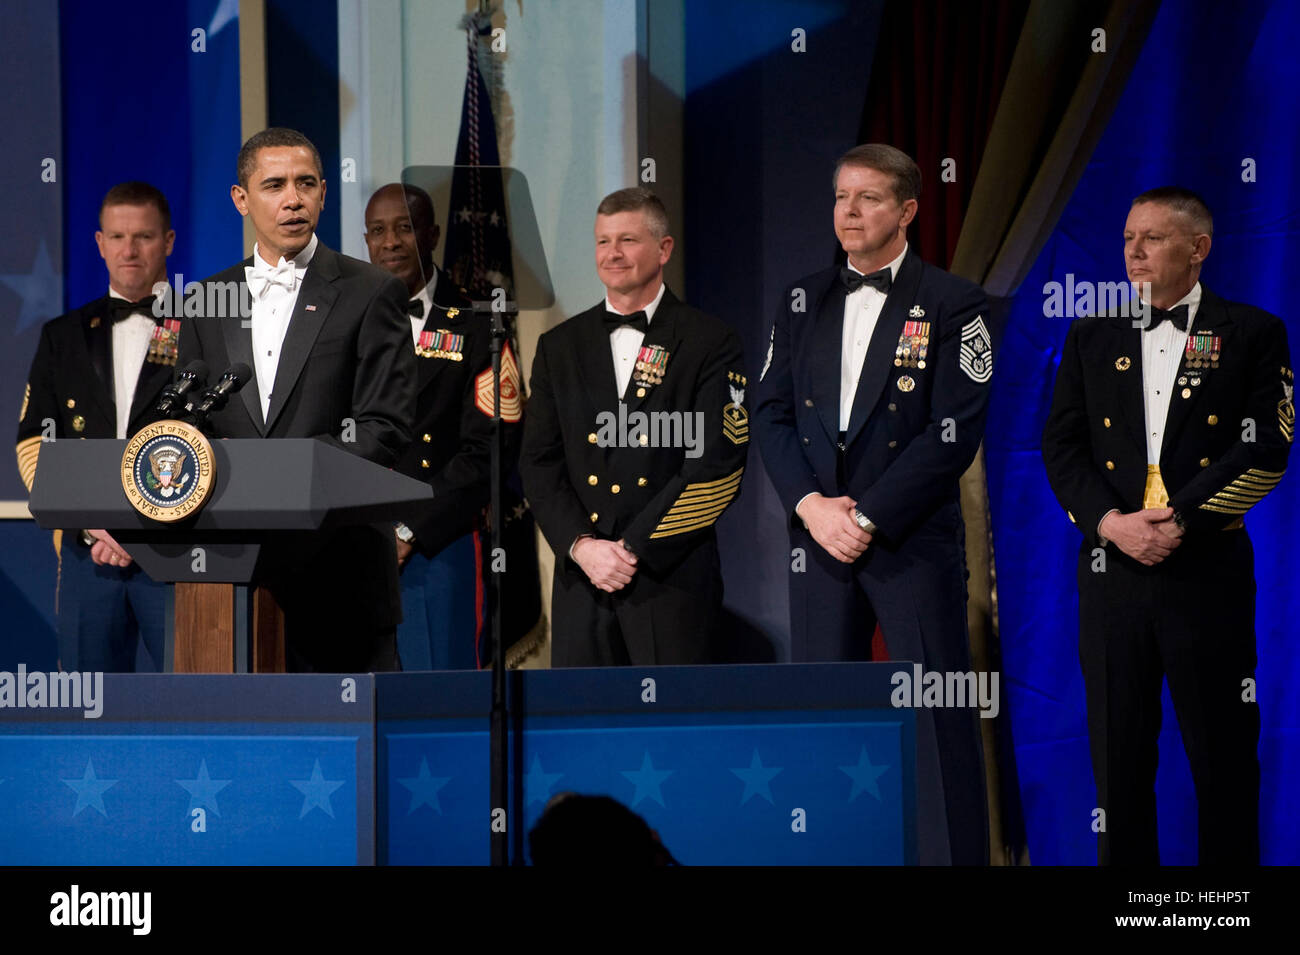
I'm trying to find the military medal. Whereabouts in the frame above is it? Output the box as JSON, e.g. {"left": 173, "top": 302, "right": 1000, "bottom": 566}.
{"left": 1185, "top": 332, "right": 1220, "bottom": 370}
{"left": 416, "top": 328, "right": 464, "bottom": 361}
{"left": 634, "top": 344, "right": 669, "bottom": 388}
{"left": 147, "top": 319, "right": 181, "bottom": 366}
{"left": 894, "top": 321, "right": 930, "bottom": 369}
{"left": 897, "top": 375, "right": 915, "bottom": 393}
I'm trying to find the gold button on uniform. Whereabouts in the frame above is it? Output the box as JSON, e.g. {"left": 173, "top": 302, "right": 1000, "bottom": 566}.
{"left": 637, "top": 477, "right": 647, "bottom": 487}
{"left": 72, "top": 415, "right": 85, "bottom": 432}
{"left": 804, "top": 399, "right": 814, "bottom": 408}
{"left": 1207, "top": 415, "right": 1218, "bottom": 425}
{"left": 611, "top": 484, "right": 621, "bottom": 494}
{"left": 888, "top": 440, "right": 897, "bottom": 449}
{"left": 1106, "top": 460, "right": 1115, "bottom": 470}
{"left": 589, "top": 512, "right": 599, "bottom": 523}
{"left": 1068, "top": 511, "right": 1076, "bottom": 524}
{"left": 1181, "top": 387, "right": 1192, "bottom": 399}
{"left": 587, "top": 432, "right": 598, "bottom": 444}
{"left": 636, "top": 387, "right": 646, "bottom": 398}
{"left": 66, "top": 399, "right": 76, "bottom": 409}
{"left": 587, "top": 475, "right": 598, "bottom": 486}
{"left": 422, "top": 433, "right": 431, "bottom": 442}
{"left": 1103, "top": 417, "right": 1111, "bottom": 428}
{"left": 1200, "top": 457, "right": 1210, "bottom": 467}
{"left": 888, "top": 403, "right": 897, "bottom": 412}
{"left": 421, "top": 459, "right": 430, "bottom": 469}
{"left": 639, "top": 434, "right": 648, "bottom": 446}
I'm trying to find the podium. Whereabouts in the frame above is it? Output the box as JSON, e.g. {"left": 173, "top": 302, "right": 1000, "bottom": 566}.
{"left": 27, "top": 438, "right": 433, "bottom": 672}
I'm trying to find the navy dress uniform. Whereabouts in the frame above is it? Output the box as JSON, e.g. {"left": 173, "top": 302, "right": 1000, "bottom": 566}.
{"left": 393, "top": 269, "right": 525, "bottom": 670}
{"left": 1042, "top": 284, "right": 1292, "bottom": 865}
{"left": 520, "top": 287, "right": 748, "bottom": 666}
{"left": 753, "top": 248, "right": 997, "bottom": 865}
{"left": 16, "top": 293, "right": 179, "bottom": 671}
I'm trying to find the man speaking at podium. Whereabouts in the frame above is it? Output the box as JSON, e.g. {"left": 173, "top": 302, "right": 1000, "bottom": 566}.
{"left": 180, "top": 128, "right": 415, "bottom": 672}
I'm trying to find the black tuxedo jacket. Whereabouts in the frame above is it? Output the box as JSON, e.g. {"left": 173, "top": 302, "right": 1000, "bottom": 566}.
{"left": 180, "top": 242, "right": 416, "bottom": 635}
{"left": 521, "top": 288, "right": 748, "bottom": 581}
{"left": 17, "top": 295, "right": 177, "bottom": 495}
{"left": 754, "top": 250, "right": 995, "bottom": 555}
{"left": 393, "top": 268, "right": 522, "bottom": 557}
{"left": 1043, "top": 286, "right": 1292, "bottom": 546}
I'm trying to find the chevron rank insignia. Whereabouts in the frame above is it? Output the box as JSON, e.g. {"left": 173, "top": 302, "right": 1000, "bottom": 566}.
{"left": 1281, "top": 378, "right": 1295, "bottom": 444}
{"left": 959, "top": 316, "right": 992, "bottom": 383}
{"left": 723, "top": 372, "right": 749, "bottom": 445}
{"left": 475, "top": 342, "right": 522, "bottom": 422}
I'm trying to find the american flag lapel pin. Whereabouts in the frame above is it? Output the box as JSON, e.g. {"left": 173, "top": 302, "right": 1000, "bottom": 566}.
{"left": 305, "top": 304, "right": 317, "bottom": 311}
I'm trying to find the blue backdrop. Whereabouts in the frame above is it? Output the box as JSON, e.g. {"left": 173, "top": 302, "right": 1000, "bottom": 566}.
{"left": 988, "top": 0, "right": 1300, "bottom": 864}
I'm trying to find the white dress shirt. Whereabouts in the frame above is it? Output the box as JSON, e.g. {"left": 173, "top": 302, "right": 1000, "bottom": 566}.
{"left": 1141, "top": 282, "right": 1201, "bottom": 464}
{"left": 606, "top": 282, "right": 666, "bottom": 399}
{"left": 107, "top": 286, "right": 163, "bottom": 439}
{"left": 410, "top": 270, "right": 437, "bottom": 346}
{"left": 840, "top": 244, "right": 908, "bottom": 430}
{"left": 247, "top": 233, "right": 318, "bottom": 421}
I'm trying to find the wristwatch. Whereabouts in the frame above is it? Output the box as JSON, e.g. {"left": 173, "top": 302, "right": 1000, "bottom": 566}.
{"left": 852, "top": 507, "right": 877, "bottom": 534}
{"left": 79, "top": 529, "right": 97, "bottom": 547}
{"left": 394, "top": 522, "right": 415, "bottom": 544}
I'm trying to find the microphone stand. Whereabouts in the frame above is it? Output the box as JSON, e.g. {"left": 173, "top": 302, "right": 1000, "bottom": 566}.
{"left": 488, "top": 302, "right": 511, "bottom": 867}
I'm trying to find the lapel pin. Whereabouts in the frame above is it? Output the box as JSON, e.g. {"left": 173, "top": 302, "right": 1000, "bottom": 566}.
{"left": 1115, "top": 356, "right": 1131, "bottom": 371}
{"left": 305, "top": 304, "right": 317, "bottom": 311}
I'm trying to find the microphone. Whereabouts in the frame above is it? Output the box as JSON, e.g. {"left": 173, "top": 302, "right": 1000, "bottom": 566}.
{"left": 190, "top": 363, "right": 253, "bottom": 416}
{"left": 156, "top": 360, "right": 209, "bottom": 415}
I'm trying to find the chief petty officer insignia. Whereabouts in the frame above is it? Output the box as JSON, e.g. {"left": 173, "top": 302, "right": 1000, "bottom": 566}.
{"left": 634, "top": 344, "right": 669, "bottom": 389}
{"left": 724, "top": 371, "right": 749, "bottom": 446}
{"left": 1281, "top": 369, "right": 1295, "bottom": 444}
{"left": 895, "top": 320, "right": 930, "bottom": 369}
{"left": 417, "top": 328, "right": 465, "bottom": 361}
{"left": 959, "top": 315, "right": 993, "bottom": 383}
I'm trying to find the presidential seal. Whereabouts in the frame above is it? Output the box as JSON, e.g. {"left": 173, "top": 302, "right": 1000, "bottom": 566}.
{"left": 120, "top": 419, "right": 215, "bottom": 522}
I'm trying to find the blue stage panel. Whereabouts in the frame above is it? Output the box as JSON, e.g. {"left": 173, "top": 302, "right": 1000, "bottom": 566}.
{"left": 377, "top": 664, "right": 917, "bottom": 865}
{"left": 0, "top": 675, "right": 375, "bottom": 865}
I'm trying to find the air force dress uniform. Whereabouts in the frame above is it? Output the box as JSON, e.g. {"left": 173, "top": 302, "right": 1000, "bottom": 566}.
{"left": 1042, "top": 283, "right": 1292, "bottom": 864}
{"left": 520, "top": 286, "right": 748, "bottom": 666}
{"left": 16, "top": 291, "right": 180, "bottom": 671}
{"left": 753, "top": 247, "right": 997, "bottom": 865}
{"left": 393, "top": 268, "right": 523, "bottom": 670}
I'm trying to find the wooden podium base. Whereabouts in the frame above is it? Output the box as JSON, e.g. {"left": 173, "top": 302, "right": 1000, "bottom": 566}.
{"left": 173, "top": 582, "right": 285, "bottom": 673}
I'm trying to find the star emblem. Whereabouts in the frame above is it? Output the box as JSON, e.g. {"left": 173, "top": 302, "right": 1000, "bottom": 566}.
{"left": 840, "top": 745, "right": 889, "bottom": 802}
{"left": 620, "top": 751, "right": 674, "bottom": 808}
{"left": 290, "top": 759, "right": 345, "bottom": 819}
{"left": 523, "top": 755, "right": 564, "bottom": 806}
{"left": 397, "top": 757, "right": 451, "bottom": 814}
{"left": 729, "top": 749, "right": 783, "bottom": 805}
{"left": 0, "top": 239, "right": 63, "bottom": 334}
{"left": 63, "top": 758, "right": 118, "bottom": 818}
{"left": 176, "top": 759, "right": 232, "bottom": 816}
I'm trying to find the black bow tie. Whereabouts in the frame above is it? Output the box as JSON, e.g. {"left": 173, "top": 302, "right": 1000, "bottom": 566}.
{"left": 1144, "top": 303, "right": 1190, "bottom": 333}
{"left": 604, "top": 309, "right": 648, "bottom": 332}
{"left": 841, "top": 266, "right": 892, "bottom": 294}
{"left": 407, "top": 299, "right": 426, "bottom": 319}
{"left": 107, "top": 296, "right": 158, "bottom": 324}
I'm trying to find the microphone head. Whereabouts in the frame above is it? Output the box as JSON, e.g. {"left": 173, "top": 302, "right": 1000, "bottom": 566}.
{"left": 226, "top": 363, "right": 253, "bottom": 388}
{"left": 178, "top": 359, "right": 209, "bottom": 383}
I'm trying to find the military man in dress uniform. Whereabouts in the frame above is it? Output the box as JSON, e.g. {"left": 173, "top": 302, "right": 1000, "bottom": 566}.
{"left": 753, "top": 144, "right": 997, "bottom": 865}
{"left": 16, "top": 181, "right": 180, "bottom": 671}
{"left": 1043, "top": 187, "right": 1292, "bottom": 865}
{"left": 520, "top": 188, "right": 748, "bottom": 666}
{"left": 364, "top": 182, "right": 524, "bottom": 670}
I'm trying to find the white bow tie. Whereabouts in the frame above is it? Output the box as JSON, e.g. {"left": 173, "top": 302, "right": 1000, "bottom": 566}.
{"left": 246, "top": 257, "right": 299, "bottom": 298}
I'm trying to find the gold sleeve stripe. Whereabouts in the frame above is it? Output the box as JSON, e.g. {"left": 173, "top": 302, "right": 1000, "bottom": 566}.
{"left": 655, "top": 503, "right": 734, "bottom": 531}
{"left": 1206, "top": 493, "right": 1264, "bottom": 508}
{"left": 1246, "top": 468, "right": 1285, "bottom": 479}
{"left": 1200, "top": 502, "right": 1250, "bottom": 515}
{"left": 1229, "top": 478, "right": 1279, "bottom": 491}
{"left": 16, "top": 435, "right": 41, "bottom": 493}
{"left": 650, "top": 467, "right": 744, "bottom": 539}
